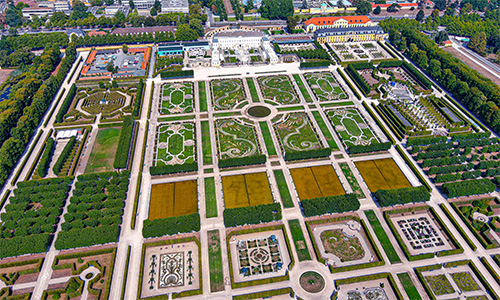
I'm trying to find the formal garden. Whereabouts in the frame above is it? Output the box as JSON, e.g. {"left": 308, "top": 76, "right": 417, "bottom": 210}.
{"left": 159, "top": 82, "right": 194, "bottom": 115}
{"left": 211, "top": 79, "right": 246, "bottom": 110}
{"left": 215, "top": 119, "right": 261, "bottom": 160}
{"left": 326, "top": 108, "right": 379, "bottom": 148}
{"left": 274, "top": 113, "right": 322, "bottom": 154}
{"left": 258, "top": 75, "right": 300, "bottom": 105}
{"left": 329, "top": 42, "right": 391, "bottom": 62}
{"left": 304, "top": 72, "right": 347, "bottom": 101}
{"left": 153, "top": 122, "right": 196, "bottom": 167}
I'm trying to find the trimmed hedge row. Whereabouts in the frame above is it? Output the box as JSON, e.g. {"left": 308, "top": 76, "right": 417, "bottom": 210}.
{"left": 223, "top": 203, "right": 282, "bottom": 228}
{"left": 407, "top": 136, "right": 447, "bottom": 147}
{"left": 52, "top": 136, "right": 76, "bottom": 174}
{"left": 374, "top": 186, "right": 430, "bottom": 207}
{"left": 284, "top": 148, "right": 331, "bottom": 161}
{"left": 218, "top": 154, "right": 266, "bottom": 168}
{"left": 150, "top": 162, "right": 198, "bottom": 175}
{"left": 299, "top": 61, "right": 331, "bottom": 69}
{"left": 301, "top": 193, "right": 359, "bottom": 217}
{"left": 401, "top": 61, "right": 432, "bottom": 89}
{"left": 55, "top": 83, "right": 77, "bottom": 123}
{"left": 439, "top": 203, "right": 477, "bottom": 251}
{"left": 337, "top": 69, "right": 361, "bottom": 100}
{"left": 113, "top": 116, "right": 135, "bottom": 169}
{"left": 441, "top": 179, "right": 496, "bottom": 198}
{"left": 395, "top": 145, "right": 432, "bottom": 191}
{"left": 362, "top": 102, "right": 396, "bottom": 144}
{"left": 37, "top": 137, "right": 55, "bottom": 177}
{"left": 160, "top": 70, "right": 194, "bottom": 79}
{"left": 348, "top": 141, "right": 391, "bottom": 154}
{"left": 143, "top": 213, "right": 201, "bottom": 238}
{"left": 132, "top": 79, "right": 144, "bottom": 117}
{"left": 346, "top": 64, "right": 371, "bottom": 95}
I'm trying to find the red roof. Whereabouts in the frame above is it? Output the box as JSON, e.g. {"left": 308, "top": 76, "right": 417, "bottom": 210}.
{"left": 304, "top": 16, "right": 371, "bottom": 26}
{"left": 88, "top": 30, "right": 106, "bottom": 37}
{"left": 371, "top": 3, "right": 418, "bottom": 7}
{"left": 443, "top": 40, "right": 452, "bottom": 44}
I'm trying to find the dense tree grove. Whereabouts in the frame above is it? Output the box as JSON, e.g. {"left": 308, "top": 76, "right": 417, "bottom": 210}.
{"left": 259, "top": 0, "right": 293, "bottom": 20}
{"left": 223, "top": 203, "right": 282, "bottom": 227}
{"left": 0, "top": 43, "right": 77, "bottom": 189}
{"left": 55, "top": 171, "right": 129, "bottom": 249}
{"left": 301, "top": 194, "right": 359, "bottom": 217}
{"left": 441, "top": 178, "right": 496, "bottom": 198}
{"left": 349, "top": 142, "right": 392, "bottom": 154}
{"left": 52, "top": 136, "right": 76, "bottom": 174}
{"left": 113, "top": 116, "right": 135, "bottom": 169}
{"left": 374, "top": 186, "right": 430, "bottom": 206}
{"left": 56, "top": 84, "right": 77, "bottom": 124}
{"left": 284, "top": 148, "right": 331, "bottom": 161}
{"left": 143, "top": 213, "right": 200, "bottom": 237}
{"left": 0, "top": 177, "right": 72, "bottom": 258}
{"left": 37, "top": 138, "right": 55, "bottom": 177}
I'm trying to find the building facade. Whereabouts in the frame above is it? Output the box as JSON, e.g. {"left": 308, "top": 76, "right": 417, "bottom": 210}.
{"left": 304, "top": 15, "right": 374, "bottom": 32}
{"left": 314, "top": 26, "right": 387, "bottom": 43}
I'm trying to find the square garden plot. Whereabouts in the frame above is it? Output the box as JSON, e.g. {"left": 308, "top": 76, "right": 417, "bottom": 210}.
{"left": 355, "top": 158, "right": 411, "bottom": 192}
{"left": 222, "top": 172, "right": 273, "bottom": 209}
{"left": 85, "top": 127, "right": 120, "bottom": 173}
{"left": 335, "top": 274, "right": 400, "bottom": 300}
{"left": 326, "top": 108, "right": 379, "bottom": 148}
{"left": 274, "top": 113, "right": 322, "bottom": 154}
{"left": 289, "top": 165, "right": 344, "bottom": 200}
{"left": 211, "top": 79, "right": 246, "bottom": 110}
{"left": 140, "top": 237, "right": 201, "bottom": 298}
{"left": 149, "top": 180, "right": 198, "bottom": 220}
{"left": 159, "top": 82, "right": 194, "bottom": 115}
{"left": 258, "top": 75, "right": 300, "bottom": 105}
{"left": 304, "top": 72, "right": 347, "bottom": 101}
{"left": 153, "top": 122, "right": 195, "bottom": 167}
{"left": 216, "top": 119, "right": 261, "bottom": 160}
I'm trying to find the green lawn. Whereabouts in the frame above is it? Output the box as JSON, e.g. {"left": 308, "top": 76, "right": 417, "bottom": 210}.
{"left": 246, "top": 78, "right": 260, "bottom": 103}
{"left": 288, "top": 219, "right": 311, "bottom": 261}
{"left": 208, "top": 229, "right": 224, "bottom": 293}
{"left": 274, "top": 170, "right": 293, "bottom": 208}
{"left": 205, "top": 177, "right": 217, "bottom": 218}
{"left": 339, "top": 162, "right": 364, "bottom": 198}
{"left": 259, "top": 122, "right": 277, "bottom": 156}
{"left": 312, "top": 111, "right": 339, "bottom": 150}
{"left": 198, "top": 81, "right": 207, "bottom": 112}
{"left": 397, "top": 273, "right": 422, "bottom": 300}
{"left": 364, "top": 210, "right": 401, "bottom": 264}
{"left": 293, "top": 74, "right": 313, "bottom": 103}
{"left": 201, "top": 121, "right": 213, "bottom": 165}
{"left": 85, "top": 127, "right": 120, "bottom": 173}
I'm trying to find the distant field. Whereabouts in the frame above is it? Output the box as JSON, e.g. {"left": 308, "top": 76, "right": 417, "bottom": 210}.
{"left": 290, "top": 165, "right": 344, "bottom": 200}
{"left": 222, "top": 172, "right": 273, "bottom": 209}
{"left": 85, "top": 127, "right": 120, "bottom": 173}
{"left": 355, "top": 158, "right": 411, "bottom": 192}
{"left": 149, "top": 180, "right": 198, "bottom": 219}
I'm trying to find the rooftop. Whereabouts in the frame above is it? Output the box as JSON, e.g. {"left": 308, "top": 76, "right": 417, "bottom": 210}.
{"left": 304, "top": 16, "right": 371, "bottom": 26}
{"left": 315, "top": 26, "right": 384, "bottom": 35}
{"left": 112, "top": 26, "right": 175, "bottom": 35}
{"left": 214, "top": 30, "right": 264, "bottom": 38}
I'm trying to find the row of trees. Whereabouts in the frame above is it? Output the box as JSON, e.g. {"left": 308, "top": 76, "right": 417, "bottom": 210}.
{"left": 348, "top": 142, "right": 392, "bottom": 154}
{"left": 301, "top": 193, "right": 359, "bottom": 217}
{"left": 56, "top": 84, "right": 77, "bottom": 124}
{"left": 133, "top": 79, "right": 144, "bottom": 117}
{"left": 374, "top": 186, "right": 430, "bottom": 206}
{"left": 113, "top": 116, "right": 135, "bottom": 169}
{"left": 218, "top": 154, "right": 266, "bottom": 168}
{"left": 38, "top": 138, "right": 55, "bottom": 177}
{"left": 53, "top": 136, "right": 76, "bottom": 174}
{"left": 223, "top": 203, "right": 282, "bottom": 227}
{"left": 143, "top": 213, "right": 200, "bottom": 237}
{"left": 150, "top": 162, "right": 198, "bottom": 175}
{"left": 284, "top": 148, "right": 331, "bottom": 161}
{"left": 441, "top": 178, "right": 496, "bottom": 198}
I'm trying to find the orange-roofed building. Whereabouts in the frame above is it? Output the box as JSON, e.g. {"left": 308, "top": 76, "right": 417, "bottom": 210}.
{"left": 304, "top": 16, "right": 374, "bottom": 33}
{"left": 88, "top": 30, "right": 106, "bottom": 37}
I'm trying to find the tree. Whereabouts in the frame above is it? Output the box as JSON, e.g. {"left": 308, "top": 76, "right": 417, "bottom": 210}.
{"left": 469, "top": 31, "right": 487, "bottom": 54}
{"left": 435, "top": 30, "right": 449, "bottom": 44}
{"left": 356, "top": 0, "right": 372, "bottom": 14}
{"left": 150, "top": 6, "right": 157, "bottom": 15}
{"left": 286, "top": 15, "right": 299, "bottom": 32}
{"left": 428, "top": 59, "right": 442, "bottom": 78}
{"left": 373, "top": 6, "right": 381, "bottom": 14}
{"left": 144, "top": 16, "right": 156, "bottom": 26}
{"left": 416, "top": 9, "right": 425, "bottom": 21}
{"left": 153, "top": 0, "right": 161, "bottom": 10}
{"left": 245, "top": 0, "right": 254, "bottom": 12}
{"left": 122, "top": 44, "right": 128, "bottom": 53}
{"left": 387, "top": 3, "right": 401, "bottom": 12}
{"left": 461, "top": 2, "right": 473, "bottom": 13}
{"left": 301, "top": 0, "right": 307, "bottom": 9}
{"left": 431, "top": 8, "right": 439, "bottom": 19}
{"left": 189, "top": 18, "right": 204, "bottom": 36}
{"left": 434, "top": 0, "right": 447, "bottom": 10}
{"left": 259, "top": 0, "right": 293, "bottom": 20}
{"left": 129, "top": 0, "right": 135, "bottom": 9}
{"left": 71, "top": 1, "right": 88, "bottom": 20}
{"left": 176, "top": 23, "right": 198, "bottom": 41}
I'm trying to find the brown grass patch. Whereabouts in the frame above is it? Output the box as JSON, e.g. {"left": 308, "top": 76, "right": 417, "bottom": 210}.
{"left": 222, "top": 172, "right": 273, "bottom": 208}
{"left": 355, "top": 158, "right": 411, "bottom": 192}
{"left": 149, "top": 180, "right": 198, "bottom": 219}
{"left": 290, "top": 165, "right": 344, "bottom": 200}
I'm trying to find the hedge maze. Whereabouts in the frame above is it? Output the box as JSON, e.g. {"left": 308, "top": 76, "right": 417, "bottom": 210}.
{"left": 0, "top": 177, "right": 72, "bottom": 258}
{"left": 55, "top": 171, "right": 129, "bottom": 249}
{"left": 160, "top": 82, "right": 194, "bottom": 115}
{"left": 81, "top": 91, "right": 126, "bottom": 115}
{"left": 216, "top": 119, "right": 261, "bottom": 160}
{"left": 274, "top": 113, "right": 322, "bottom": 154}
{"left": 258, "top": 75, "right": 299, "bottom": 105}
{"left": 327, "top": 108, "right": 379, "bottom": 148}
{"left": 154, "top": 122, "right": 196, "bottom": 167}
{"left": 304, "top": 72, "right": 347, "bottom": 101}
{"left": 211, "top": 79, "right": 246, "bottom": 110}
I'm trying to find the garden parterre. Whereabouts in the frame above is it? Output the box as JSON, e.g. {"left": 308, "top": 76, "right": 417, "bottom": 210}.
{"left": 216, "top": 119, "right": 261, "bottom": 159}
{"left": 160, "top": 82, "right": 194, "bottom": 115}
{"left": 304, "top": 72, "right": 347, "bottom": 101}
{"left": 274, "top": 113, "right": 322, "bottom": 154}
{"left": 290, "top": 165, "right": 344, "bottom": 200}
{"left": 211, "top": 78, "right": 246, "bottom": 110}
{"left": 258, "top": 75, "right": 299, "bottom": 105}
{"left": 154, "top": 122, "right": 195, "bottom": 166}
{"left": 327, "top": 108, "right": 379, "bottom": 148}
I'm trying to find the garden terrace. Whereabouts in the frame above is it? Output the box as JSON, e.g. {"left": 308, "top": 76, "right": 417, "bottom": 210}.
{"left": 289, "top": 165, "right": 345, "bottom": 200}
{"left": 355, "top": 158, "right": 412, "bottom": 193}
{"left": 258, "top": 75, "right": 300, "bottom": 105}
{"left": 149, "top": 180, "right": 198, "bottom": 220}
{"left": 55, "top": 171, "right": 130, "bottom": 250}
{"left": 211, "top": 79, "right": 246, "bottom": 110}
{"left": 216, "top": 119, "right": 261, "bottom": 160}
{"left": 0, "top": 177, "right": 72, "bottom": 258}
{"left": 274, "top": 113, "right": 322, "bottom": 154}
{"left": 329, "top": 42, "right": 391, "bottom": 62}
{"left": 159, "top": 82, "right": 194, "bottom": 115}
{"left": 326, "top": 108, "right": 379, "bottom": 149}
{"left": 153, "top": 122, "right": 196, "bottom": 167}
{"left": 222, "top": 172, "right": 273, "bottom": 209}
{"left": 303, "top": 72, "right": 347, "bottom": 101}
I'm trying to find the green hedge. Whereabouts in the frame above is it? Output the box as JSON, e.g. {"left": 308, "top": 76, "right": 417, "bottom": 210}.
{"left": 348, "top": 142, "right": 391, "bottom": 154}
{"left": 55, "top": 83, "right": 77, "bottom": 123}
{"left": 218, "top": 154, "right": 266, "bottom": 168}
{"left": 395, "top": 145, "right": 432, "bottom": 191}
{"left": 402, "top": 61, "right": 432, "bottom": 89}
{"left": 441, "top": 179, "right": 496, "bottom": 198}
{"left": 223, "top": 203, "right": 281, "bottom": 228}
{"left": 439, "top": 203, "right": 476, "bottom": 251}
{"left": 337, "top": 69, "right": 361, "bottom": 100}
{"left": 301, "top": 193, "right": 359, "bottom": 217}
{"left": 52, "top": 136, "right": 76, "bottom": 174}
{"left": 143, "top": 213, "right": 201, "bottom": 238}
{"left": 160, "top": 70, "right": 194, "bottom": 79}
{"left": 113, "top": 116, "right": 135, "bottom": 169}
{"left": 406, "top": 136, "right": 447, "bottom": 147}
{"left": 299, "top": 61, "right": 331, "bottom": 69}
{"left": 362, "top": 102, "right": 395, "bottom": 144}
{"left": 150, "top": 162, "right": 198, "bottom": 175}
{"left": 133, "top": 79, "right": 144, "bottom": 117}
{"left": 374, "top": 186, "right": 430, "bottom": 206}
{"left": 284, "top": 148, "right": 331, "bottom": 161}
{"left": 346, "top": 64, "right": 371, "bottom": 95}
{"left": 37, "top": 137, "right": 55, "bottom": 177}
